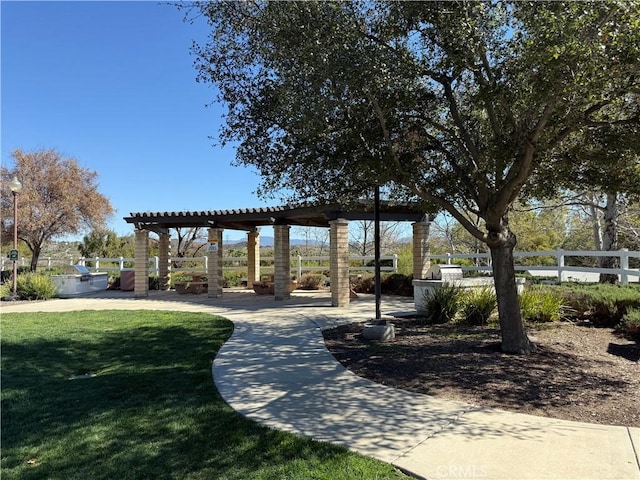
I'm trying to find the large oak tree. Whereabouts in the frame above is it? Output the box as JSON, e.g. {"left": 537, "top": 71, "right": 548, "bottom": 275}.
{"left": 185, "top": 1, "right": 639, "bottom": 353}
{"left": 1, "top": 149, "right": 114, "bottom": 271}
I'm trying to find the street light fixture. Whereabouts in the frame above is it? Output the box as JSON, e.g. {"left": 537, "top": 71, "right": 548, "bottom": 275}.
{"left": 9, "top": 175, "right": 22, "bottom": 300}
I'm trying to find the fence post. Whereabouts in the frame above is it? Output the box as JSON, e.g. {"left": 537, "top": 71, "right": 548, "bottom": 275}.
{"left": 620, "top": 248, "right": 629, "bottom": 285}
{"left": 119, "top": 257, "right": 124, "bottom": 270}
{"left": 297, "top": 255, "right": 302, "bottom": 279}
{"left": 446, "top": 253, "right": 452, "bottom": 265}
{"left": 557, "top": 249, "right": 565, "bottom": 283}
{"left": 95, "top": 257, "right": 100, "bottom": 272}
{"left": 203, "top": 256, "right": 208, "bottom": 274}
{"left": 392, "top": 253, "right": 398, "bottom": 272}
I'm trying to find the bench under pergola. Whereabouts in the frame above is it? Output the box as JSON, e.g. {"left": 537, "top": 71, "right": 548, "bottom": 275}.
{"left": 124, "top": 201, "right": 432, "bottom": 307}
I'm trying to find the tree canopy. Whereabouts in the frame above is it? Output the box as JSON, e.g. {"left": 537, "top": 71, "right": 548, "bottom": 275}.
{"left": 1, "top": 149, "right": 114, "bottom": 271}
{"left": 186, "top": 0, "right": 640, "bottom": 353}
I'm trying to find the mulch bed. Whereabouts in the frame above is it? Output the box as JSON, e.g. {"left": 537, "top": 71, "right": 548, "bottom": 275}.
{"left": 323, "top": 317, "right": 640, "bottom": 427}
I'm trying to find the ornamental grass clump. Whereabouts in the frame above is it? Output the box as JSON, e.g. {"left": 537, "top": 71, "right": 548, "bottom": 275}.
{"left": 15, "top": 272, "right": 57, "bottom": 300}
{"left": 460, "top": 286, "right": 497, "bottom": 326}
{"left": 519, "top": 286, "right": 566, "bottom": 323}
{"left": 422, "top": 283, "right": 463, "bottom": 324}
{"left": 298, "top": 273, "right": 323, "bottom": 290}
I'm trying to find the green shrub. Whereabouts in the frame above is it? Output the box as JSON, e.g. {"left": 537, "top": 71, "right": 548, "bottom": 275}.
{"left": 349, "top": 273, "right": 413, "bottom": 296}
{"left": 460, "top": 286, "right": 497, "bottom": 325}
{"left": 148, "top": 275, "right": 160, "bottom": 290}
{"left": 519, "top": 286, "right": 565, "bottom": 323}
{"left": 556, "top": 283, "right": 640, "bottom": 326}
{"left": 618, "top": 308, "right": 640, "bottom": 341}
{"left": 16, "top": 272, "right": 57, "bottom": 300}
{"left": 108, "top": 275, "right": 120, "bottom": 290}
{"left": 0, "top": 281, "right": 11, "bottom": 299}
{"left": 223, "top": 271, "right": 244, "bottom": 287}
{"left": 351, "top": 274, "right": 376, "bottom": 293}
{"left": 42, "top": 267, "right": 67, "bottom": 275}
{"left": 171, "top": 273, "right": 192, "bottom": 285}
{"left": 381, "top": 273, "right": 413, "bottom": 296}
{"left": 298, "top": 273, "right": 323, "bottom": 290}
{"left": 422, "top": 283, "right": 463, "bottom": 324}
{"left": 395, "top": 246, "right": 413, "bottom": 276}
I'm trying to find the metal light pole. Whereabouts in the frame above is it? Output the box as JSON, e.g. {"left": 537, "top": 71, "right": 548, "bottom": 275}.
{"left": 374, "top": 184, "right": 381, "bottom": 320}
{"left": 9, "top": 175, "right": 22, "bottom": 299}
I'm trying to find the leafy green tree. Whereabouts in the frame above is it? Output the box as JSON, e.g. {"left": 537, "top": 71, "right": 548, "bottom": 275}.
{"left": 78, "top": 229, "right": 119, "bottom": 258}
{"left": 619, "top": 203, "right": 640, "bottom": 251}
{"left": 538, "top": 93, "right": 640, "bottom": 282}
{"left": 187, "top": 1, "right": 639, "bottom": 353}
{"left": 434, "top": 203, "right": 568, "bottom": 266}
{"left": 562, "top": 204, "right": 598, "bottom": 252}
{"left": 509, "top": 204, "right": 568, "bottom": 264}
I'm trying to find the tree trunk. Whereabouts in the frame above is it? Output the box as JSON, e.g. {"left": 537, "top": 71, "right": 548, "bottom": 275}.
{"left": 30, "top": 244, "right": 41, "bottom": 272}
{"left": 599, "top": 193, "right": 619, "bottom": 284}
{"left": 489, "top": 231, "right": 536, "bottom": 354}
{"left": 588, "top": 197, "right": 602, "bottom": 251}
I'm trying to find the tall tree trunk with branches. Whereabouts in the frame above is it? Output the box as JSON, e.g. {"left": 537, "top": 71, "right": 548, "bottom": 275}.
{"left": 599, "top": 193, "right": 620, "bottom": 284}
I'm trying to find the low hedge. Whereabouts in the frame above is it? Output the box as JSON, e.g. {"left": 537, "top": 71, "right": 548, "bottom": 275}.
{"left": 618, "top": 308, "right": 640, "bottom": 341}
{"left": 350, "top": 273, "right": 414, "bottom": 296}
{"left": 556, "top": 283, "right": 640, "bottom": 327}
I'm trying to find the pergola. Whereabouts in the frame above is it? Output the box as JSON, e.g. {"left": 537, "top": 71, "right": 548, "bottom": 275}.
{"left": 124, "top": 201, "right": 433, "bottom": 307}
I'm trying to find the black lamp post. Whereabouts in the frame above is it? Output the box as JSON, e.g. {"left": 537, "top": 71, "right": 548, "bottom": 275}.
{"left": 374, "top": 184, "right": 381, "bottom": 320}
{"left": 9, "top": 175, "right": 22, "bottom": 299}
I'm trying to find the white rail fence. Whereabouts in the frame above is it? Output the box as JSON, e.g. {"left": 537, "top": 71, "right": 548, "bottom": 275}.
{"left": 432, "top": 249, "right": 640, "bottom": 285}
{"left": 4, "top": 249, "right": 639, "bottom": 284}
{"left": 2, "top": 254, "right": 399, "bottom": 280}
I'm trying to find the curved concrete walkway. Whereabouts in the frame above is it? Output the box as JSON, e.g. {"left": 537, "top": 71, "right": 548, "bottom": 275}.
{"left": 3, "top": 290, "right": 639, "bottom": 480}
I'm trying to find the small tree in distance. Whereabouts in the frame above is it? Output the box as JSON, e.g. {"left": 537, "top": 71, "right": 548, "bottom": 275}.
{"left": 1, "top": 149, "right": 114, "bottom": 271}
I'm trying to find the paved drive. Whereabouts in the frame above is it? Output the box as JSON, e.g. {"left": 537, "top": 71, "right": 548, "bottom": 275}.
{"left": 3, "top": 290, "right": 639, "bottom": 479}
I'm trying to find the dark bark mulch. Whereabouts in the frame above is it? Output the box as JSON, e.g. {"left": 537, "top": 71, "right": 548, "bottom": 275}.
{"left": 323, "top": 318, "right": 640, "bottom": 427}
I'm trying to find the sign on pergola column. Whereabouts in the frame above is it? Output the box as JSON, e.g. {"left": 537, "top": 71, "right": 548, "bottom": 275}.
{"left": 207, "top": 227, "right": 224, "bottom": 297}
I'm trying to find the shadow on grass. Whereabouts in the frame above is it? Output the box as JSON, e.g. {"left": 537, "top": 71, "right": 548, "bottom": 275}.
{"left": 2, "top": 311, "right": 402, "bottom": 480}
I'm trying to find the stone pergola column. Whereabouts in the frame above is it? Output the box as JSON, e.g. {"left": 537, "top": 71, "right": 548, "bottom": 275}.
{"left": 273, "top": 224, "right": 290, "bottom": 301}
{"left": 247, "top": 228, "right": 260, "bottom": 288}
{"left": 413, "top": 218, "right": 431, "bottom": 280}
{"left": 207, "top": 227, "right": 224, "bottom": 297}
{"left": 330, "top": 218, "right": 350, "bottom": 307}
{"left": 134, "top": 229, "right": 149, "bottom": 298}
{"left": 158, "top": 231, "right": 171, "bottom": 291}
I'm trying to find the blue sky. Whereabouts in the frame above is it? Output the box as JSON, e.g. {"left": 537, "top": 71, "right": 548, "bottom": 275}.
{"left": 2, "top": 0, "right": 276, "bottom": 242}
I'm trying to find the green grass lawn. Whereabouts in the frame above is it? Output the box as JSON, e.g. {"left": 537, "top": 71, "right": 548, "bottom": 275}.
{"left": 1, "top": 310, "right": 406, "bottom": 480}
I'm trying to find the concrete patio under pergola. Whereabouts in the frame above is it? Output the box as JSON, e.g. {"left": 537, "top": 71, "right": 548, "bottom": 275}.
{"left": 124, "top": 201, "right": 432, "bottom": 307}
